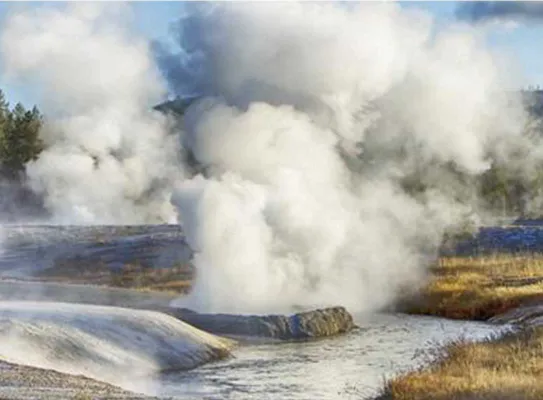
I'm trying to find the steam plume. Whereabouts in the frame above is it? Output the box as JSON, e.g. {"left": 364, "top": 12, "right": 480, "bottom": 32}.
{"left": 0, "top": 3, "right": 183, "bottom": 224}
{"left": 0, "top": 2, "right": 538, "bottom": 316}
{"left": 162, "top": 2, "right": 532, "bottom": 314}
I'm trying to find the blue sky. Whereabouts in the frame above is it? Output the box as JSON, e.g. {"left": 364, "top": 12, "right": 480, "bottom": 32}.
{"left": 0, "top": 1, "right": 542, "bottom": 108}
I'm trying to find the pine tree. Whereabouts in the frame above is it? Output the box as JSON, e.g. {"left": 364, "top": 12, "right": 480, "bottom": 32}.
{"left": 0, "top": 90, "right": 9, "bottom": 162}
{"left": 0, "top": 90, "right": 8, "bottom": 127}
{"left": 1, "top": 102, "right": 44, "bottom": 180}
{"left": 24, "top": 106, "right": 44, "bottom": 161}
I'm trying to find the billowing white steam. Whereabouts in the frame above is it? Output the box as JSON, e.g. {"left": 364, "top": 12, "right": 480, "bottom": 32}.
{"left": 0, "top": 3, "right": 535, "bottom": 315}
{"left": 0, "top": 3, "right": 182, "bottom": 224}
{"left": 165, "top": 3, "right": 530, "bottom": 314}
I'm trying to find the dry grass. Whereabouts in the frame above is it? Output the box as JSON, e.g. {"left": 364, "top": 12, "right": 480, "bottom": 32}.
{"left": 108, "top": 263, "right": 193, "bottom": 293}
{"left": 37, "top": 260, "right": 194, "bottom": 294}
{"left": 404, "top": 254, "right": 543, "bottom": 320}
{"left": 376, "top": 327, "right": 543, "bottom": 400}
{"left": 380, "top": 253, "right": 543, "bottom": 399}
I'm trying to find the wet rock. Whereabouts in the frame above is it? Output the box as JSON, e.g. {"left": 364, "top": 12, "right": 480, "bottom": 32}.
{"left": 165, "top": 306, "right": 356, "bottom": 340}
{"left": 489, "top": 303, "right": 543, "bottom": 328}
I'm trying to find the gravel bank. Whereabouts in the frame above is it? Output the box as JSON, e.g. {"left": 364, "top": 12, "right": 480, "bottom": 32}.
{"left": 0, "top": 361, "right": 158, "bottom": 399}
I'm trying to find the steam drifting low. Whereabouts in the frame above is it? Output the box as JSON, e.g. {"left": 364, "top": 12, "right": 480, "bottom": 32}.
{"left": 1, "top": 3, "right": 182, "bottom": 224}
{"left": 0, "top": 2, "right": 539, "bottom": 315}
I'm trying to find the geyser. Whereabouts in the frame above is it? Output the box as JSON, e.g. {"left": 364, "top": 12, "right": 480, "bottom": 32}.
{"left": 1, "top": 2, "right": 540, "bottom": 316}
{"left": 162, "top": 2, "right": 531, "bottom": 314}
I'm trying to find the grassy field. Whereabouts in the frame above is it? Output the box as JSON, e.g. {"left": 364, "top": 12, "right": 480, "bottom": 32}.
{"left": 36, "top": 260, "right": 193, "bottom": 294}
{"left": 377, "top": 326, "right": 543, "bottom": 400}
{"left": 402, "top": 254, "right": 543, "bottom": 320}
{"left": 380, "top": 254, "right": 543, "bottom": 399}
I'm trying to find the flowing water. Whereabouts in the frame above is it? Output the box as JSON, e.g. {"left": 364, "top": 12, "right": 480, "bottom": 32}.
{"left": 0, "top": 225, "right": 506, "bottom": 399}
{"left": 157, "top": 313, "right": 501, "bottom": 400}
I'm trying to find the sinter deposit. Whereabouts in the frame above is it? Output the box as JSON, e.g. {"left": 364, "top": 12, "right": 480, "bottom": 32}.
{"left": 0, "top": 301, "right": 234, "bottom": 394}
{"left": 166, "top": 306, "right": 356, "bottom": 340}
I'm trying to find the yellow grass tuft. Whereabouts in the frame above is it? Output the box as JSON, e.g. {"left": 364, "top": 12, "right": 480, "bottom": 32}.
{"left": 382, "top": 253, "right": 543, "bottom": 399}
{"left": 404, "top": 254, "right": 543, "bottom": 320}
{"left": 377, "top": 327, "right": 543, "bottom": 400}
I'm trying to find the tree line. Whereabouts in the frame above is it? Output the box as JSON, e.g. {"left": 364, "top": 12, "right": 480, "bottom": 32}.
{"left": 0, "top": 89, "right": 44, "bottom": 181}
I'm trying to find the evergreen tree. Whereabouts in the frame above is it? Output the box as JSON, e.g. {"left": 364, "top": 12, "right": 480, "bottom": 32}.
{"left": 0, "top": 102, "right": 44, "bottom": 180}
{"left": 0, "top": 90, "right": 9, "bottom": 155}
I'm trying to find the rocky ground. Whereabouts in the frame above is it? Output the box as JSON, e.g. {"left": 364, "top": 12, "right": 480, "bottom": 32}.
{"left": 0, "top": 361, "right": 157, "bottom": 400}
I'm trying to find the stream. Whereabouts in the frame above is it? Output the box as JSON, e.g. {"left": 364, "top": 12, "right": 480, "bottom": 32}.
{"left": 0, "top": 225, "right": 506, "bottom": 399}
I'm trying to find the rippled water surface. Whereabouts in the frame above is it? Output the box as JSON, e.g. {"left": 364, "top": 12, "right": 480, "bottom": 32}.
{"left": 159, "top": 313, "right": 503, "bottom": 400}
